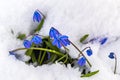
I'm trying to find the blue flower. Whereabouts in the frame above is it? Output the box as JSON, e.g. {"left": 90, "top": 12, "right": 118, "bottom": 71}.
{"left": 31, "top": 35, "right": 42, "bottom": 45}
{"left": 108, "top": 52, "right": 115, "bottom": 59}
{"left": 86, "top": 49, "right": 92, "bottom": 56}
{"left": 49, "top": 27, "right": 61, "bottom": 39}
{"left": 99, "top": 37, "right": 108, "bottom": 45}
{"left": 23, "top": 40, "right": 32, "bottom": 48}
{"left": 78, "top": 57, "right": 86, "bottom": 66}
{"left": 49, "top": 27, "right": 70, "bottom": 48}
{"left": 33, "top": 10, "right": 42, "bottom": 22}
{"left": 52, "top": 35, "right": 70, "bottom": 48}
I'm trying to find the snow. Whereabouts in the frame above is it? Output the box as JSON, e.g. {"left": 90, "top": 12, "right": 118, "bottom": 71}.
{"left": 0, "top": 0, "right": 120, "bottom": 80}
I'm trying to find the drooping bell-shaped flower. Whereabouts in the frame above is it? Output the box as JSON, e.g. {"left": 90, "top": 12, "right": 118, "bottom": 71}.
{"left": 78, "top": 57, "right": 86, "bottom": 66}
{"left": 23, "top": 40, "right": 32, "bottom": 48}
{"left": 108, "top": 52, "right": 115, "bottom": 59}
{"left": 49, "top": 27, "right": 70, "bottom": 48}
{"left": 31, "top": 35, "right": 42, "bottom": 45}
{"left": 86, "top": 49, "right": 92, "bottom": 56}
{"left": 33, "top": 10, "right": 42, "bottom": 22}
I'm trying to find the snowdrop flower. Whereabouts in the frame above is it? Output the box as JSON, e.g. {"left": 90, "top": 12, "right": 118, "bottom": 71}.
{"left": 49, "top": 27, "right": 70, "bottom": 48}
{"left": 78, "top": 57, "right": 86, "bottom": 66}
{"left": 86, "top": 49, "right": 92, "bottom": 56}
{"left": 31, "top": 35, "right": 42, "bottom": 45}
{"left": 33, "top": 10, "right": 42, "bottom": 22}
{"left": 108, "top": 52, "right": 115, "bottom": 59}
{"left": 23, "top": 40, "right": 32, "bottom": 48}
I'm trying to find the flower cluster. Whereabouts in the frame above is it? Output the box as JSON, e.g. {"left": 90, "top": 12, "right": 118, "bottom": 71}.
{"left": 78, "top": 48, "right": 92, "bottom": 66}
{"left": 23, "top": 35, "right": 42, "bottom": 48}
{"left": 49, "top": 27, "right": 70, "bottom": 48}
{"left": 9, "top": 9, "right": 103, "bottom": 77}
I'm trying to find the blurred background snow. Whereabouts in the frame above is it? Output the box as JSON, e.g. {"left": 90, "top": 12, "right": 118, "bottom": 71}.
{"left": 0, "top": 0, "right": 120, "bottom": 80}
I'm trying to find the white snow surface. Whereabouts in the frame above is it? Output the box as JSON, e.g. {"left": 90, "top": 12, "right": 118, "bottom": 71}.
{"left": 0, "top": 0, "right": 120, "bottom": 80}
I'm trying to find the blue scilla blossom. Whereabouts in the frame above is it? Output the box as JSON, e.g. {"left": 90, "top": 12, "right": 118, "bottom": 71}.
{"left": 52, "top": 35, "right": 70, "bottom": 48}
{"left": 99, "top": 37, "right": 108, "bottom": 45}
{"left": 49, "top": 27, "right": 61, "bottom": 39}
{"left": 33, "top": 10, "right": 42, "bottom": 22}
{"left": 23, "top": 40, "right": 32, "bottom": 48}
{"left": 86, "top": 49, "right": 92, "bottom": 56}
{"left": 108, "top": 52, "right": 115, "bottom": 59}
{"left": 78, "top": 57, "right": 86, "bottom": 66}
{"left": 31, "top": 35, "right": 42, "bottom": 45}
{"left": 49, "top": 27, "right": 70, "bottom": 48}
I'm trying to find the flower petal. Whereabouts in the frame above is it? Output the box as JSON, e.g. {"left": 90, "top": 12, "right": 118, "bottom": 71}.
{"left": 31, "top": 35, "right": 42, "bottom": 44}
{"left": 108, "top": 52, "right": 115, "bottom": 59}
{"left": 78, "top": 57, "right": 86, "bottom": 66}
{"left": 86, "top": 49, "right": 92, "bottom": 56}
{"left": 49, "top": 27, "right": 61, "bottom": 39}
{"left": 33, "top": 10, "right": 42, "bottom": 22}
{"left": 23, "top": 40, "right": 31, "bottom": 48}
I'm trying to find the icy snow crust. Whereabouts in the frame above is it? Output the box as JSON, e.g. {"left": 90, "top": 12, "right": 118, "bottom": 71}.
{"left": 0, "top": 0, "right": 120, "bottom": 80}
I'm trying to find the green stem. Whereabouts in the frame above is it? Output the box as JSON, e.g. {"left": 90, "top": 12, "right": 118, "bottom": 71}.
{"left": 63, "top": 54, "right": 68, "bottom": 64}
{"left": 38, "top": 51, "right": 42, "bottom": 64}
{"left": 11, "top": 47, "right": 64, "bottom": 56}
{"left": 57, "top": 54, "right": 67, "bottom": 62}
{"left": 40, "top": 51, "right": 46, "bottom": 65}
{"left": 82, "top": 47, "right": 91, "bottom": 52}
{"left": 69, "top": 41, "right": 92, "bottom": 67}
{"left": 114, "top": 54, "right": 117, "bottom": 74}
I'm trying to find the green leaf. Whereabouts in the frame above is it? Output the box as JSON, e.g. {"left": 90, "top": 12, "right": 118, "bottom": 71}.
{"left": 40, "top": 51, "right": 46, "bottom": 65}
{"left": 31, "top": 52, "right": 37, "bottom": 63}
{"left": 45, "top": 41, "right": 59, "bottom": 51}
{"left": 17, "top": 33, "right": 26, "bottom": 40}
{"left": 81, "top": 70, "right": 99, "bottom": 77}
{"left": 25, "top": 49, "right": 33, "bottom": 56}
{"left": 50, "top": 54, "right": 57, "bottom": 63}
{"left": 34, "top": 19, "right": 44, "bottom": 33}
{"left": 80, "top": 34, "right": 89, "bottom": 43}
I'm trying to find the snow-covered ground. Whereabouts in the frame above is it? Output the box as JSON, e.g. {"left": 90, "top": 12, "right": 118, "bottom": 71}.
{"left": 0, "top": 0, "right": 120, "bottom": 80}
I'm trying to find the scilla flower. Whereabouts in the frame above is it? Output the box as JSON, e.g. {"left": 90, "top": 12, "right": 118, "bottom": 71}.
{"left": 31, "top": 35, "right": 42, "bottom": 45}
{"left": 108, "top": 52, "right": 115, "bottom": 59}
{"left": 23, "top": 35, "right": 42, "bottom": 48}
{"left": 108, "top": 52, "right": 117, "bottom": 74}
{"left": 52, "top": 35, "right": 70, "bottom": 48}
{"left": 49, "top": 27, "right": 61, "bottom": 39}
{"left": 78, "top": 57, "right": 86, "bottom": 66}
{"left": 23, "top": 40, "right": 32, "bottom": 48}
{"left": 33, "top": 10, "right": 42, "bottom": 22}
{"left": 49, "top": 27, "right": 70, "bottom": 48}
{"left": 86, "top": 49, "right": 92, "bottom": 56}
